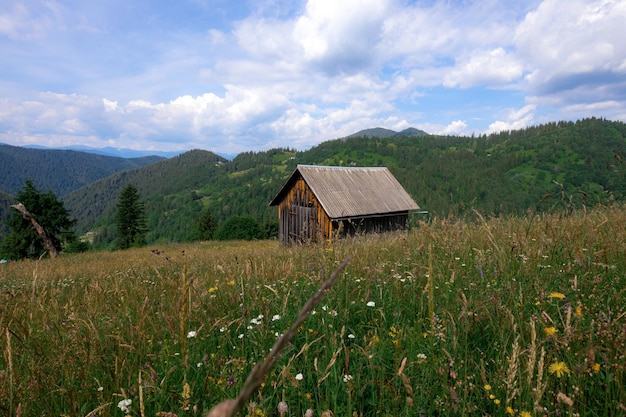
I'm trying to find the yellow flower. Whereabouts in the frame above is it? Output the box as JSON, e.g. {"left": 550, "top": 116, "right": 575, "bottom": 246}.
{"left": 575, "top": 305, "right": 583, "bottom": 316}
{"left": 505, "top": 406, "right": 515, "bottom": 415}
{"left": 489, "top": 394, "right": 496, "bottom": 400}
{"left": 484, "top": 384, "right": 491, "bottom": 391}
{"left": 520, "top": 412, "right": 532, "bottom": 417}
{"left": 549, "top": 291, "right": 566, "bottom": 300}
{"left": 208, "top": 286, "right": 218, "bottom": 293}
{"left": 544, "top": 326, "right": 558, "bottom": 336}
{"left": 493, "top": 399, "right": 501, "bottom": 405}
{"left": 548, "top": 361, "right": 571, "bottom": 378}
{"left": 592, "top": 363, "right": 601, "bottom": 372}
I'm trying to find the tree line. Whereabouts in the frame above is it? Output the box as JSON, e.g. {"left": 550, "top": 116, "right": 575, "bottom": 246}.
{"left": 0, "top": 181, "right": 272, "bottom": 260}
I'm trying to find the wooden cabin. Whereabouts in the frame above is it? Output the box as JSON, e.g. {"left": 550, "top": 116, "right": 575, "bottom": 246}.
{"left": 269, "top": 165, "right": 420, "bottom": 245}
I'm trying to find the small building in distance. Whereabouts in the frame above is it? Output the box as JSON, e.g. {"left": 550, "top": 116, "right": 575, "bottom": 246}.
{"left": 269, "top": 165, "right": 420, "bottom": 245}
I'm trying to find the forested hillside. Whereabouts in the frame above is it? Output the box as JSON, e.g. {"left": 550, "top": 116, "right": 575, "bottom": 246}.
{"left": 4, "top": 117, "right": 626, "bottom": 246}
{"left": 0, "top": 143, "right": 164, "bottom": 196}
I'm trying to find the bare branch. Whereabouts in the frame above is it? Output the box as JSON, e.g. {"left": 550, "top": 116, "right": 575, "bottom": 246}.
{"left": 206, "top": 257, "right": 350, "bottom": 417}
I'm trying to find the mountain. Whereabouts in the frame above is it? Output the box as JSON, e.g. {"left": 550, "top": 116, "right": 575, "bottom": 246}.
{"left": 2, "top": 117, "right": 626, "bottom": 247}
{"left": 23, "top": 144, "right": 182, "bottom": 159}
{"left": 344, "top": 127, "right": 428, "bottom": 139}
{"left": 0, "top": 143, "right": 165, "bottom": 197}
{"left": 62, "top": 149, "right": 229, "bottom": 243}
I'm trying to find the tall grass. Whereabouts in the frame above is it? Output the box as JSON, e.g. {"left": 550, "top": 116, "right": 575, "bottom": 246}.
{"left": 1, "top": 205, "right": 625, "bottom": 416}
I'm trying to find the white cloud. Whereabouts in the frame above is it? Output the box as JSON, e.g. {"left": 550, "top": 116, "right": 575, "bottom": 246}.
{"left": 293, "top": 0, "right": 388, "bottom": 73}
{"left": 438, "top": 120, "right": 468, "bottom": 136}
{"left": 487, "top": 105, "right": 536, "bottom": 134}
{"left": 516, "top": 0, "right": 626, "bottom": 96}
{"left": 444, "top": 48, "right": 524, "bottom": 88}
{"left": 1, "top": 0, "right": 626, "bottom": 154}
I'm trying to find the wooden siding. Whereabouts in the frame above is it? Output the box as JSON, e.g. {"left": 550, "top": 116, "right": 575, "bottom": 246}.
{"left": 277, "top": 177, "right": 333, "bottom": 245}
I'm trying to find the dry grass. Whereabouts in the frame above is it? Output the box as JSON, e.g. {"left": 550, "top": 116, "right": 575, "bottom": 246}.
{"left": 1, "top": 205, "right": 625, "bottom": 416}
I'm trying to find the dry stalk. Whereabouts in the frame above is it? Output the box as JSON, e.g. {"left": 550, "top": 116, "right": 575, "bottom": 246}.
{"left": 205, "top": 257, "right": 350, "bottom": 417}
{"left": 505, "top": 333, "right": 520, "bottom": 405}
{"left": 526, "top": 318, "right": 537, "bottom": 387}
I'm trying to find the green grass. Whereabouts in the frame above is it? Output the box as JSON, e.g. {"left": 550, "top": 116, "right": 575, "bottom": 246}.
{"left": 1, "top": 205, "right": 626, "bottom": 416}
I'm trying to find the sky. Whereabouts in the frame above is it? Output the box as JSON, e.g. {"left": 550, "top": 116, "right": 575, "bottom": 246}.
{"left": 1, "top": 0, "right": 625, "bottom": 155}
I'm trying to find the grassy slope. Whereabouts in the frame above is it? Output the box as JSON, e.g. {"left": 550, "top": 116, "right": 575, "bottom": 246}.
{"left": 1, "top": 204, "right": 625, "bottom": 416}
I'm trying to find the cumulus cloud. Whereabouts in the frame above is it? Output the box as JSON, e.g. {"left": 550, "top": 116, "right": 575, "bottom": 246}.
{"left": 487, "top": 105, "right": 536, "bottom": 134}
{"left": 1, "top": 0, "right": 625, "bottom": 154}
{"left": 444, "top": 48, "right": 524, "bottom": 88}
{"left": 516, "top": 0, "right": 626, "bottom": 102}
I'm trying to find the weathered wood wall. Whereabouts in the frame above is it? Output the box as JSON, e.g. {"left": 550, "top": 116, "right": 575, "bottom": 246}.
{"left": 277, "top": 177, "right": 332, "bottom": 245}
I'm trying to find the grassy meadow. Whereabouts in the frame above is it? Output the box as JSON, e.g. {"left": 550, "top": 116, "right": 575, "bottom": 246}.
{"left": 1, "top": 205, "right": 626, "bottom": 417}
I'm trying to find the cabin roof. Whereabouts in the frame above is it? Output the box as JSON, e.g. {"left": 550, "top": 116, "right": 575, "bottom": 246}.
{"left": 269, "top": 165, "right": 419, "bottom": 219}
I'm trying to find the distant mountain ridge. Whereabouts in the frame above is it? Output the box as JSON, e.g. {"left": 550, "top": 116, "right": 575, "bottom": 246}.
{"left": 344, "top": 127, "right": 429, "bottom": 139}
{"left": 22, "top": 144, "right": 182, "bottom": 159}
{"left": 1, "top": 118, "right": 625, "bottom": 247}
{"left": 0, "top": 143, "right": 165, "bottom": 196}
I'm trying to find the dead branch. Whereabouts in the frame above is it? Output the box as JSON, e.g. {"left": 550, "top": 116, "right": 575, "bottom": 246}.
{"left": 205, "top": 257, "right": 351, "bottom": 417}
{"left": 11, "top": 203, "right": 58, "bottom": 258}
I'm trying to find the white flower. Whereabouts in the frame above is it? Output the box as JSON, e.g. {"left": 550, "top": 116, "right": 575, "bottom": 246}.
{"left": 197, "top": 362, "right": 203, "bottom": 368}
{"left": 366, "top": 301, "right": 376, "bottom": 307}
{"left": 343, "top": 374, "right": 353, "bottom": 383}
{"left": 295, "top": 373, "right": 304, "bottom": 381}
{"left": 220, "top": 327, "right": 226, "bottom": 332}
{"left": 187, "top": 330, "right": 197, "bottom": 338}
{"left": 305, "top": 409, "right": 314, "bottom": 417}
{"left": 97, "top": 386, "right": 104, "bottom": 392}
{"left": 117, "top": 398, "right": 132, "bottom": 413}
{"left": 417, "top": 353, "right": 427, "bottom": 360}
{"left": 238, "top": 333, "right": 244, "bottom": 339}
{"left": 272, "top": 314, "right": 281, "bottom": 321}
{"left": 348, "top": 333, "right": 355, "bottom": 339}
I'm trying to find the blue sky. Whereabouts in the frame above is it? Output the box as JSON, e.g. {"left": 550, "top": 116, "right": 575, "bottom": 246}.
{"left": 1, "top": 0, "right": 625, "bottom": 155}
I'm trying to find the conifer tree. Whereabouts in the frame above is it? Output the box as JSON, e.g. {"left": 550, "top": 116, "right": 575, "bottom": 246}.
{"left": 115, "top": 183, "right": 147, "bottom": 249}
{"left": 0, "top": 179, "right": 76, "bottom": 259}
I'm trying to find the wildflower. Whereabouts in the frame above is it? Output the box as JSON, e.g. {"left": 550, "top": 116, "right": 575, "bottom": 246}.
{"left": 520, "top": 412, "right": 532, "bottom": 417}
{"left": 484, "top": 384, "right": 492, "bottom": 391}
{"left": 543, "top": 326, "right": 558, "bottom": 336}
{"left": 575, "top": 305, "right": 583, "bottom": 317}
{"left": 592, "top": 363, "right": 601, "bottom": 372}
{"left": 348, "top": 333, "right": 355, "bottom": 339}
{"left": 208, "top": 286, "right": 218, "bottom": 293}
{"left": 117, "top": 398, "right": 132, "bottom": 413}
{"left": 295, "top": 373, "right": 304, "bottom": 381}
{"left": 505, "top": 406, "right": 515, "bottom": 415}
{"left": 238, "top": 333, "right": 244, "bottom": 339}
{"left": 277, "top": 401, "right": 288, "bottom": 414}
{"left": 493, "top": 399, "right": 500, "bottom": 405}
{"left": 417, "top": 353, "right": 427, "bottom": 361}
{"left": 548, "top": 361, "right": 571, "bottom": 378}
{"left": 97, "top": 386, "right": 104, "bottom": 392}
{"left": 187, "top": 330, "right": 197, "bottom": 338}
{"left": 343, "top": 374, "right": 353, "bottom": 382}
{"left": 305, "top": 409, "right": 314, "bottom": 417}
{"left": 489, "top": 394, "right": 496, "bottom": 400}
{"left": 366, "top": 301, "right": 376, "bottom": 307}
{"left": 549, "top": 291, "right": 566, "bottom": 300}
{"left": 272, "top": 314, "right": 281, "bottom": 321}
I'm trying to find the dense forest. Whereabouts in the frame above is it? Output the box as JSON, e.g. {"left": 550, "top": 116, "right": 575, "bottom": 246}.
{"left": 2, "top": 117, "right": 626, "bottom": 246}
{"left": 0, "top": 143, "right": 164, "bottom": 196}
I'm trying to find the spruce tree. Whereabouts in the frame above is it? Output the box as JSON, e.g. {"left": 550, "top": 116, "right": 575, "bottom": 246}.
{"left": 0, "top": 179, "right": 76, "bottom": 259}
{"left": 115, "top": 183, "right": 147, "bottom": 249}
